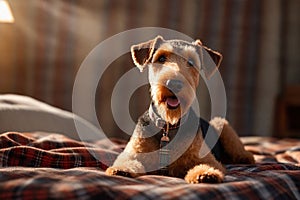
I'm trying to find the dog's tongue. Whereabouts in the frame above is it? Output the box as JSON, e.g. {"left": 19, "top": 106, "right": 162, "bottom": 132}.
{"left": 166, "top": 97, "right": 180, "bottom": 108}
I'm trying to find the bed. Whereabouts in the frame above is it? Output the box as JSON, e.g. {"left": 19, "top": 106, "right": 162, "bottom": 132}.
{"left": 0, "top": 131, "right": 300, "bottom": 200}
{"left": 0, "top": 95, "right": 299, "bottom": 199}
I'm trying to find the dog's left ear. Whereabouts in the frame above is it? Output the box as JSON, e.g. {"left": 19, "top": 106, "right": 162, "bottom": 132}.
{"left": 194, "top": 39, "right": 223, "bottom": 78}
{"left": 131, "top": 36, "right": 164, "bottom": 72}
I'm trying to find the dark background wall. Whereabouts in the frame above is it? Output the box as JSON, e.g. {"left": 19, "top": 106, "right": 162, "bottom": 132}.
{"left": 0, "top": 0, "right": 299, "bottom": 139}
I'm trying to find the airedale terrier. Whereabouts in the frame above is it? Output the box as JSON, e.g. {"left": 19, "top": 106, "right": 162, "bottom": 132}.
{"left": 106, "top": 35, "right": 254, "bottom": 183}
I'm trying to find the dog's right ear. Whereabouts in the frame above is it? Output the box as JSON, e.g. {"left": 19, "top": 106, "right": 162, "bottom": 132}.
{"left": 194, "top": 39, "right": 223, "bottom": 78}
{"left": 131, "top": 36, "right": 164, "bottom": 72}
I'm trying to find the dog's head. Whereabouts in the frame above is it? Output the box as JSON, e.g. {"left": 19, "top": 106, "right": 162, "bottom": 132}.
{"left": 131, "top": 35, "right": 222, "bottom": 125}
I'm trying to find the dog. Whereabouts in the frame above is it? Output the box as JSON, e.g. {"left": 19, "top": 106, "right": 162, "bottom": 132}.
{"left": 106, "top": 36, "right": 254, "bottom": 183}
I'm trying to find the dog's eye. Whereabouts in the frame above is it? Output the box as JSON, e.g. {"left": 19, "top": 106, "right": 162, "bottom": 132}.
{"left": 187, "top": 59, "right": 194, "bottom": 67}
{"left": 157, "top": 55, "right": 167, "bottom": 63}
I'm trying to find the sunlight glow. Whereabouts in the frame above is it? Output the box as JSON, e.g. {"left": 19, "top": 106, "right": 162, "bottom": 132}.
{"left": 0, "top": 0, "right": 14, "bottom": 23}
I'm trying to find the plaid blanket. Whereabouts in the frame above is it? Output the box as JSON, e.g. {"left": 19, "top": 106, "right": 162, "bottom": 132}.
{"left": 0, "top": 132, "right": 300, "bottom": 200}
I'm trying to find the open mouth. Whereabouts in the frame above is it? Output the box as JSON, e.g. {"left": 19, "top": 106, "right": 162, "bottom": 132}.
{"left": 165, "top": 96, "right": 180, "bottom": 109}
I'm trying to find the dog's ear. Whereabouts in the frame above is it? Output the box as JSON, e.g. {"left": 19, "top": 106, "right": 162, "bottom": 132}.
{"left": 194, "top": 39, "right": 223, "bottom": 78}
{"left": 131, "top": 35, "right": 164, "bottom": 72}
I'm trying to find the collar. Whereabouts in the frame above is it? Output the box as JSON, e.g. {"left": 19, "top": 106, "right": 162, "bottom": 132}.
{"left": 148, "top": 102, "right": 189, "bottom": 132}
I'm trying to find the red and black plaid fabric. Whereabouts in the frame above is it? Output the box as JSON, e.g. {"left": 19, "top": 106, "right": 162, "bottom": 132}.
{"left": 0, "top": 132, "right": 300, "bottom": 200}
{"left": 0, "top": 132, "right": 121, "bottom": 170}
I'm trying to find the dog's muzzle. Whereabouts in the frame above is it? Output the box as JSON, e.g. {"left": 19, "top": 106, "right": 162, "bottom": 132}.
{"left": 165, "top": 79, "right": 183, "bottom": 109}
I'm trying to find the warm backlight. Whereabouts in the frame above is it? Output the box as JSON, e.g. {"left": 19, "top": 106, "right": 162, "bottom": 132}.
{"left": 0, "top": 0, "right": 14, "bottom": 23}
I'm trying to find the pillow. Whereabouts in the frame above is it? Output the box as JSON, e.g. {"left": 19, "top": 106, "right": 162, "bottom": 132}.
{"left": 0, "top": 94, "right": 102, "bottom": 141}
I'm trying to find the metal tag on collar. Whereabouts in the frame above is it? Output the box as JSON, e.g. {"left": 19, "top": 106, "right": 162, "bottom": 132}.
{"left": 160, "top": 133, "right": 170, "bottom": 147}
{"left": 160, "top": 122, "right": 170, "bottom": 146}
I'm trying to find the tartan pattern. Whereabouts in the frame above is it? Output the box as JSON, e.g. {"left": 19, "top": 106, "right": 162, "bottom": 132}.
{"left": 0, "top": 132, "right": 300, "bottom": 200}
{"left": 0, "top": 132, "right": 120, "bottom": 169}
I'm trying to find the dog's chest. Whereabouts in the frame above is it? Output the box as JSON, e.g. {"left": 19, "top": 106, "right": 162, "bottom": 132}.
{"left": 138, "top": 110, "right": 222, "bottom": 165}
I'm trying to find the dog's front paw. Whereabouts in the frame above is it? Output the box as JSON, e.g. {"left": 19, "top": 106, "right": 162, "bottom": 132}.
{"left": 185, "top": 164, "right": 224, "bottom": 184}
{"left": 105, "top": 165, "right": 145, "bottom": 178}
{"left": 187, "top": 172, "right": 222, "bottom": 184}
{"left": 105, "top": 167, "right": 134, "bottom": 178}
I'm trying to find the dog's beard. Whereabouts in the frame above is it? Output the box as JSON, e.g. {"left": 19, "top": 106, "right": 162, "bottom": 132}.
{"left": 151, "top": 85, "right": 184, "bottom": 125}
{"left": 157, "top": 105, "right": 181, "bottom": 125}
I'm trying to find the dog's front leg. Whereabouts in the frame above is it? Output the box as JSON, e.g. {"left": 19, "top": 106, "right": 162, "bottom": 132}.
{"left": 105, "top": 153, "right": 146, "bottom": 178}
{"left": 106, "top": 138, "right": 147, "bottom": 178}
{"left": 106, "top": 122, "right": 160, "bottom": 178}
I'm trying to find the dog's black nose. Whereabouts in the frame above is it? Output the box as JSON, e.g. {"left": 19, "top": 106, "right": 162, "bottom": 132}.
{"left": 166, "top": 79, "right": 183, "bottom": 93}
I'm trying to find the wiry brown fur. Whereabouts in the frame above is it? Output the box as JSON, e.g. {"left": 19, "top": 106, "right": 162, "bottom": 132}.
{"left": 106, "top": 36, "right": 254, "bottom": 183}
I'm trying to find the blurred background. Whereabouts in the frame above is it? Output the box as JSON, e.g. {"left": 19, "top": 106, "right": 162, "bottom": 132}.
{"left": 0, "top": 0, "right": 299, "bottom": 139}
